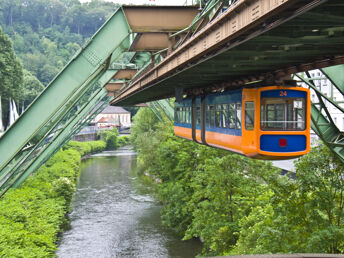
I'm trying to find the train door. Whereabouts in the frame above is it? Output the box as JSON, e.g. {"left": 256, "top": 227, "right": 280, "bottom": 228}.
{"left": 191, "top": 96, "right": 202, "bottom": 144}
{"left": 242, "top": 89, "right": 258, "bottom": 156}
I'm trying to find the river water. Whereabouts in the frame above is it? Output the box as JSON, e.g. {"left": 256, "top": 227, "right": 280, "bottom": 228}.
{"left": 57, "top": 147, "right": 202, "bottom": 258}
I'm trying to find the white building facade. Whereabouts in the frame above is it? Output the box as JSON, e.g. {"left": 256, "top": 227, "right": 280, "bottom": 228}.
{"left": 299, "top": 69, "right": 344, "bottom": 132}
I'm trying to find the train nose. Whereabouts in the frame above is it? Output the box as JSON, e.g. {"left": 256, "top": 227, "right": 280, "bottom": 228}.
{"left": 260, "top": 135, "right": 306, "bottom": 153}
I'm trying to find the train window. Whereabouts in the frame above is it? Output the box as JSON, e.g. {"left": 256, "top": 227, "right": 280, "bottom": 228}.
{"left": 206, "top": 105, "right": 210, "bottom": 127}
{"left": 215, "top": 105, "right": 222, "bottom": 128}
{"left": 175, "top": 107, "right": 180, "bottom": 122}
{"left": 196, "top": 106, "right": 201, "bottom": 126}
{"left": 236, "top": 103, "right": 242, "bottom": 129}
{"left": 229, "top": 103, "right": 236, "bottom": 129}
{"left": 222, "top": 104, "right": 228, "bottom": 128}
{"left": 182, "top": 107, "right": 186, "bottom": 123}
{"left": 186, "top": 107, "right": 191, "bottom": 124}
{"left": 260, "top": 98, "right": 305, "bottom": 130}
{"left": 206, "top": 105, "right": 215, "bottom": 127}
{"left": 245, "top": 102, "right": 255, "bottom": 130}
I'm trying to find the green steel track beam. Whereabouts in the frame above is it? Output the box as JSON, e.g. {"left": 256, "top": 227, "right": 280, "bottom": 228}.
{"left": 0, "top": 7, "right": 130, "bottom": 173}
{"left": 3, "top": 71, "right": 115, "bottom": 193}
{"left": 11, "top": 89, "right": 109, "bottom": 190}
{"left": 295, "top": 69, "right": 344, "bottom": 162}
{"left": 0, "top": 7, "right": 132, "bottom": 193}
{"left": 154, "top": 99, "right": 174, "bottom": 121}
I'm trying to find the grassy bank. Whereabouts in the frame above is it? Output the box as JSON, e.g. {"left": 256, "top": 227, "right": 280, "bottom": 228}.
{"left": 0, "top": 140, "right": 106, "bottom": 257}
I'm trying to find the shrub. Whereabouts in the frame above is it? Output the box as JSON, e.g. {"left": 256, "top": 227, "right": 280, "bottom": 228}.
{"left": 117, "top": 135, "right": 130, "bottom": 147}
{"left": 98, "top": 127, "right": 120, "bottom": 150}
{"left": 0, "top": 139, "right": 106, "bottom": 257}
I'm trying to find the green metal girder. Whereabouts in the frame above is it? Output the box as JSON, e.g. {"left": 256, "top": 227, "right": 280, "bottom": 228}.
{"left": 295, "top": 67, "right": 344, "bottom": 162}
{"left": 4, "top": 71, "right": 115, "bottom": 192}
{"left": 11, "top": 89, "right": 109, "bottom": 189}
{"left": 148, "top": 102, "right": 163, "bottom": 121}
{"left": 0, "top": 7, "right": 130, "bottom": 174}
{"left": 155, "top": 99, "right": 174, "bottom": 121}
{"left": 321, "top": 64, "right": 344, "bottom": 95}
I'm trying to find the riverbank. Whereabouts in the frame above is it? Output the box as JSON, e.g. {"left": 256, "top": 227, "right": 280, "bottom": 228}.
{"left": 0, "top": 140, "right": 108, "bottom": 256}
{"left": 57, "top": 148, "right": 202, "bottom": 257}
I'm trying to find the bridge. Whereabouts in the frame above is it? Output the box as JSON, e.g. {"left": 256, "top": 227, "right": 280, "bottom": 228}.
{"left": 0, "top": 0, "right": 344, "bottom": 195}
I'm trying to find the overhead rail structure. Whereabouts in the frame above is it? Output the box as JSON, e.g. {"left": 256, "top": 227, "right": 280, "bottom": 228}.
{"left": 0, "top": 5, "right": 198, "bottom": 195}
{"left": 1, "top": 0, "right": 344, "bottom": 194}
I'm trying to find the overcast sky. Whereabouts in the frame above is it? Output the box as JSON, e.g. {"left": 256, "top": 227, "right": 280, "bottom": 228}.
{"left": 79, "top": 0, "right": 194, "bottom": 5}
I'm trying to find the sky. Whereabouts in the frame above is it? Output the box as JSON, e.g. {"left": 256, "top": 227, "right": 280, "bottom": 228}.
{"left": 79, "top": 0, "right": 194, "bottom": 5}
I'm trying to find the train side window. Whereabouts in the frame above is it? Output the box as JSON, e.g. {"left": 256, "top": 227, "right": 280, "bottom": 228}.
{"left": 209, "top": 105, "right": 215, "bottom": 127}
{"left": 236, "top": 103, "right": 242, "bottom": 129}
{"left": 206, "top": 105, "right": 211, "bottom": 127}
{"left": 245, "top": 102, "right": 255, "bottom": 130}
{"left": 229, "top": 103, "right": 236, "bottom": 129}
{"left": 222, "top": 104, "right": 228, "bottom": 128}
{"left": 186, "top": 107, "right": 191, "bottom": 124}
{"left": 175, "top": 107, "right": 179, "bottom": 122}
{"left": 196, "top": 106, "right": 201, "bottom": 126}
{"left": 182, "top": 107, "right": 186, "bottom": 123}
{"left": 215, "top": 104, "right": 222, "bottom": 128}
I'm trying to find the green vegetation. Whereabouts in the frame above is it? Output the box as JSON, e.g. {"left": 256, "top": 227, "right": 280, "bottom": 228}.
{"left": 98, "top": 127, "right": 130, "bottom": 150}
{"left": 0, "top": 141, "right": 106, "bottom": 257}
{"left": 0, "top": 25, "right": 23, "bottom": 125}
{"left": 64, "top": 140, "right": 106, "bottom": 156}
{"left": 131, "top": 108, "right": 344, "bottom": 256}
{"left": 0, "top": 0, "right": 118, "bottom": 87}
{"left": 0, "top": 0, "right": 119, "bottom": 127}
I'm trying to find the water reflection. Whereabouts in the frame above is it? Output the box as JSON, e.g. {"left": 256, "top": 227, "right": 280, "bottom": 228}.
{"left": 57, "top": 148, "right": 201, "bottom": 258}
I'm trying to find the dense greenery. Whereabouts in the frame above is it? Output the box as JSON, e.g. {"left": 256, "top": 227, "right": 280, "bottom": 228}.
{"left": 0, "top": 0, "right": 119, "bottom": 127}
{"left": 0, "top": 0, "right": 118, "bottom": 87}
{"left": 0, "top": 25, "right": 23, "bottom": 126}
{"left": 0, "top": 141, "right": 106, "bottom": 257}
{"left": 98, "top": 127, "right": 130, "bottom": 150}
{"left": 131, "top": 107, "right": 344, "bottom": 256}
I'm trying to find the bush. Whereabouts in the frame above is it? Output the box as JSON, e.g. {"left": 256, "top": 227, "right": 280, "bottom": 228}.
{"left": 0, "top": 140, "right": 106, "bottom": 257}
{"left": 98, "top": 127, "right": 120, "bottom": 150}
{"left": 117, "top": 135, "right": 130, "bottom": 147}
{"left": 63, "top": 140, "right": 106, "bottom": 155}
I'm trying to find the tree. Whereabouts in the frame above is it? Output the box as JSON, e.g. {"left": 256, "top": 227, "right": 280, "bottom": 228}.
{"left": 0, "top": 25, "right": 23, "bottom": 126}
{"left": 21, "top": 69, "right": 44, "bottom": 108}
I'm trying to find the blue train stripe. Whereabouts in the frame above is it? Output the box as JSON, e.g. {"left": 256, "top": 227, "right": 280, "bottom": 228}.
{"left": 260, "top": 135, "right": 306, "bottom": 152}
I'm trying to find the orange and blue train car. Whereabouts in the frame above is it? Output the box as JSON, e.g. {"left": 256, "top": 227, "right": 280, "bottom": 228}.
{"left": 174, "top": 86, "right": 311, "bottom": 160}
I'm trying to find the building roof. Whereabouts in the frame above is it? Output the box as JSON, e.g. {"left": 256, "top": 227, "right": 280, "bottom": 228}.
{"left": 100, "top": 105, "right": 129, "bottom": 114}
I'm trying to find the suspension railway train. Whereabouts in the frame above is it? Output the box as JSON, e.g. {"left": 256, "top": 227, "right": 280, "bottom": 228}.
{"left": 174, "top": 86, "right": 310, "bottom": 160}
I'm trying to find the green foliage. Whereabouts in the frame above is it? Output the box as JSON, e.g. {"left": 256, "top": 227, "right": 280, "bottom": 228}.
{"left": 21, "top": 69, "right": 45, "bottom": 107}
{"left": 0, "top": 25, "right": 23, "bottom": 125}
{"left": 63, "top": 140, "right": 106, "bottom": 156}
{"left": 117, "top": 135, "right": 130, "bottom": 147}
{"left": 98, "top": 127, "right": 120, "bottom": 150}
{"left": 131, "top": 107, "right": 344, "bottom": 256}
{"left": 0, "top": 140, "right": 106, "bottom": 256}
{"left": 0, "top": 0, "right": 117, "bottom": 86}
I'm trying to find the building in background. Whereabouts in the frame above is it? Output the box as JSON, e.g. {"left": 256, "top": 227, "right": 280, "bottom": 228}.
{"left": 92, "top": 106, "right": 131, "bottom": 129}
{"left": 299, "top": 69, "right": 344, "bottom": 132}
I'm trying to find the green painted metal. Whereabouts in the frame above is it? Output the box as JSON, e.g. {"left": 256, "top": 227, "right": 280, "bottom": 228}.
{"left": 154, "top": 99, "right": 174, "bottom": 121}
{"left": 148, "top": 102, "right": 163, "bottom": 121}
{"left": 0, "top": 7, "right": 134, "bottom": 194}
{"left": 4, "top": 71, "right": 115, "bottom": 193}
{"left": 11, "top": 89, "right": 109, "bottom": 190}
{"left": 0, "top": 8, "right": 130, "bottom": 173}
{"left": 295, "top": 67, "right": 344, "bottom": 162}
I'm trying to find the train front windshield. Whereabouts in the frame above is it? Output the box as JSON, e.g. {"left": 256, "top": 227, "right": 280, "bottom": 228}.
{"left": 260, "top": 97, "right": 306, "bottom": 131}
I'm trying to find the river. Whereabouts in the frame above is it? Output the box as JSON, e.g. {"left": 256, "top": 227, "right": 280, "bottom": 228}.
{"left": 57, "top": 147, "right": 202, "bottom": 258}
